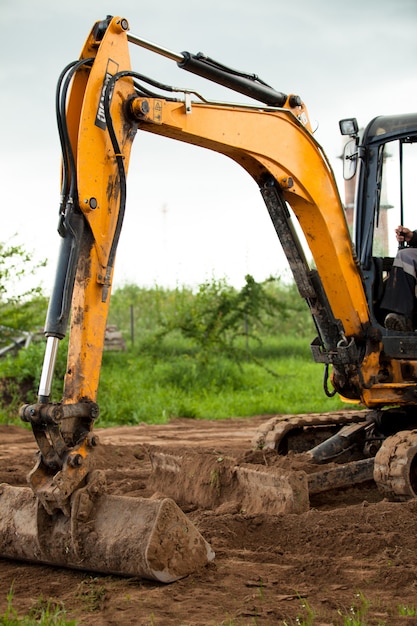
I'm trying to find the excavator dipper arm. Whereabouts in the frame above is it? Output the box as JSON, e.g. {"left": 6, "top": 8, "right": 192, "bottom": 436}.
{"left": 19, "top": 16, "right": 138, "bottom": 518}
{"left": 3, "top": 17, "right": 217, "bottom": 581}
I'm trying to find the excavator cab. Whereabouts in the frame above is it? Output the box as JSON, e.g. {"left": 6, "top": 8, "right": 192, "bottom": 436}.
{"left": 340, "top": 114, "right": 417, "bottom": 335}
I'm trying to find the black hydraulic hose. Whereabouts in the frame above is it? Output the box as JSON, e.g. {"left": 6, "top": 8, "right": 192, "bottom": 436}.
{"left": 55, "top": 60, "right": 79, "bottom": 208}
{"left": 56, "top": 58, "right": 94, "bottom": 221}
{"left": 100, "top": 69, "right": 175, "bottom": 299}
{"left": 130, "top": 72, "right": 180, "bottom": 93}
{"left": 132, "top": 80, "right": 170, "bottom": 99}
{"left": 43, "top": 58, "right": 94, "bottom": 339}
{"left": 101, "top": 71, "right": 130, "bottom": 299}
{"left": 101, "top": 69, "right": 181, "bottom": 299}
{"left": 50, "top": 66, "right": 182, "bottom": 316}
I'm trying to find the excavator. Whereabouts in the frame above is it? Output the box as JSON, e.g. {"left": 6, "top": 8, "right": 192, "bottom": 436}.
{"left": 1, "top": 15, "right": 417, "bottom": 581}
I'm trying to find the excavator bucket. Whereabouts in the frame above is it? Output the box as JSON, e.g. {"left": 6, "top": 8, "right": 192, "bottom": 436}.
{"left": 0, "top": 474, "right": 214, "bottom": 582}
{"left": 147, "top": 447, "right": 376, "bottom": 514}
{"left": 146, "top": 411, "right": 376, "bottom": 515}
{"left": 148, "top": 449, "right": 311, "bottom": 515}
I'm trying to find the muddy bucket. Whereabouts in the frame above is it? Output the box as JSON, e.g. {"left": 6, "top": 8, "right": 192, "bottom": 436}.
{"left": 0, "top": 482, "right": 214, "bottom": 582}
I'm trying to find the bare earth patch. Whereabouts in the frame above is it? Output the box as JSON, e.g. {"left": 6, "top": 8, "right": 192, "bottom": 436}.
{"left": 0, "top": 416, "right": 416, "bottom": 625}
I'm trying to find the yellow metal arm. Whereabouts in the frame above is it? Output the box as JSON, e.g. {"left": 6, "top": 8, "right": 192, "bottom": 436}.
{"left": 62, "top": 18, "right": 137, "bottom": 403}
{"left": 62, "top": 15, "right": 371, "bottom": 412}
{"left": 19, "top": 17, "right": 139, "bottom": 512}
{"left": 25, "top": 15, "right": 377, "bottom": 514}
{"left": 130, "top": 97, "right": 370, "bottom": 338}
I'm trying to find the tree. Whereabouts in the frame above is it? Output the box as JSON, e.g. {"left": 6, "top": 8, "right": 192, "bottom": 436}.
{"left": 148, "top": 275, "right": 292, "bottom": 365}
{"left": 0, "top": 238, "right": 47, "bottom": 346}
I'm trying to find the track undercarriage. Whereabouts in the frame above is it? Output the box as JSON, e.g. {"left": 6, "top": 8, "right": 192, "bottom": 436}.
{"left": 148, "top": 409, "right": 417, "bottom": 515}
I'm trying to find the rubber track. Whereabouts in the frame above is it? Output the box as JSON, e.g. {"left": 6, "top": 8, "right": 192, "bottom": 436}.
{"left": 373, "top": 429, "right": 417, "bottom": 501}
{"left": 253, "top": 409, "right": 370, "bottom": 450}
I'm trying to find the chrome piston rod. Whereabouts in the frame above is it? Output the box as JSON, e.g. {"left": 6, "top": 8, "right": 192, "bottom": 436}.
{"left": 127, "top": 32, "right": 184, "bottom": 63}
{"left": 38, "top": 336, "right": 59, "bottom": 401}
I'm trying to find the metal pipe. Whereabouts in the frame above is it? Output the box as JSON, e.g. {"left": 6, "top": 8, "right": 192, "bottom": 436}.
{"left": 127, "top": 32, "right": 184, "bottom": 63}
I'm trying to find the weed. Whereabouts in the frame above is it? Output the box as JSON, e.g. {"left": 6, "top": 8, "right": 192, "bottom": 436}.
{"left": 337, "top": 591, "right": 371, "bottom": 625}
{"left": 295, "top": 596, "right": 316, "bottom": 626}
{"left": 0, "top": 584, "right": 76, "bottom": 625}
{"left": 28, "top": 596, "right": 74, "bottom": 625}
{"left": 398, "top": 603, "right": 417, "bottom": 616}
{"left": 75, "top": 577, "right": 106, "bottom": 612}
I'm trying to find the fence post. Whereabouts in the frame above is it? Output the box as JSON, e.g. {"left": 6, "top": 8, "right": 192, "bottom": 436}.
{"left": 130, "top": 305, "right": 134, "bottom": 345}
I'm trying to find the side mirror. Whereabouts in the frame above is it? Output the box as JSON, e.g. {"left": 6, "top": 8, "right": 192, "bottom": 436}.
{"left": 342, "top": 138, "right": 358, "bottom": 180}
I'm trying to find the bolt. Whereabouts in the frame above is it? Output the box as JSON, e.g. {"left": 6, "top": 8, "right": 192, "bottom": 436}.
{"left": 90, "top": 404, "right": 100, "bottom": 419}
{"left": 114, "top": 18, "right": 129, "bottom": 33}
{"left": 140, "top": 100, "right": 150, "bottom": 115}
{"left": 288, "top": 94, "right": 302, "bottom": 107}
{"left": 68, "top": 454, "right": 83, "bottom": 468}
{"left": 87, "top": 434, "right": 100, "bottom": 448}
{"left": 279, "top": 176, "right": 294, "bottom": 189}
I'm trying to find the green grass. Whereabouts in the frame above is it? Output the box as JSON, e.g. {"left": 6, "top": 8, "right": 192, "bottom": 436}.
{"left": 0, "top": 586, "right": 76, "bottom": 625}
{"left": 398, "top": 603, "right": 417, "bottom": 617}
{"left": 0, "top": 334, "right": 350, "bottom": 426}
{"left": 0, "top": 277, "right": 352, "bottom": 426}
{"left": 3, "top": 588, "right": 417, "bottom": 626}
{"left": 94, "top": 335, "right": 348, "bottom": 426}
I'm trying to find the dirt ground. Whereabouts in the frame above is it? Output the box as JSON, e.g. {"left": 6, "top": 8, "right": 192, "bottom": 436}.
{"left": 0, "top": 414, "right": 417, "bottom": 625}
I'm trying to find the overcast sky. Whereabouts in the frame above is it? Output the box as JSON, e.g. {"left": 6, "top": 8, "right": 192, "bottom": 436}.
{"left": 1, "top": 0, "right": 416, "bottom": 292}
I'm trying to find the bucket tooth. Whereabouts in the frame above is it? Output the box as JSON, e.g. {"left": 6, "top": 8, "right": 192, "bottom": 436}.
{"left": 0, "top": 483, "right": 214, "bottom": 582}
